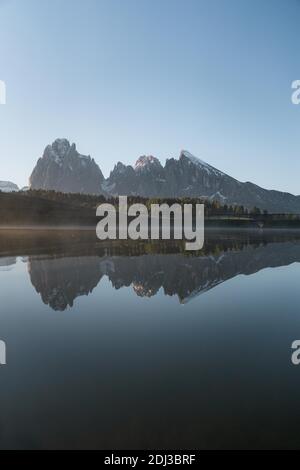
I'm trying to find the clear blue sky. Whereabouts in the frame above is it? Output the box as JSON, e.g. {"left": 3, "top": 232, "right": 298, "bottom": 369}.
{"left": 0, "top": 0, "right": 300, "bottom": 193}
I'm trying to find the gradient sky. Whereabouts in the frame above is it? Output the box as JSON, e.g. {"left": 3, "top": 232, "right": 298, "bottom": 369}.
{"left": 0, "top": 0, "right": 300, "bottom": 192}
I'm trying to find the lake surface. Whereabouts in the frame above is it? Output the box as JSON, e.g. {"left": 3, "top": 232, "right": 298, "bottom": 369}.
{"left": 1, "top": 229, "right": 300, "bottom": 449}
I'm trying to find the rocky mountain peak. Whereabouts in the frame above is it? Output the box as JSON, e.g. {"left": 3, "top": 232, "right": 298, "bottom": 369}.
{"left": 134, "top": 155, "right": 163, "bottom": 172}
{"left": 113, "top": 162, "right": 130, "bottom": 174}
{"left": 179, "top": 150, "right": 225, "bottom": 177}
{"left": 52, "top": 138, "right": 71, "bottom": 156}
{"left": 30, "top": 138, "right": 104, "bottom": 194}
{"left": 43, "top": 139, "right": 72, "bottom": 165}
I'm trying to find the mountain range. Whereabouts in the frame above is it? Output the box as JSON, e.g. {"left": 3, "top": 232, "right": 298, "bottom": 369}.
{"left": 2, "top": 138, "right": 300, "bottom": 213}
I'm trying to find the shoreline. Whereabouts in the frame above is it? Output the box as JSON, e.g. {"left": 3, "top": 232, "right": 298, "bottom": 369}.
{"left": 1, "top": 225, "right": 300, "bottom": 232}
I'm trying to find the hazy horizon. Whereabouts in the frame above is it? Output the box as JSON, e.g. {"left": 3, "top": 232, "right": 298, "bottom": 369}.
{"left": 1, "top": 0, "right": 300, "bottom": 193}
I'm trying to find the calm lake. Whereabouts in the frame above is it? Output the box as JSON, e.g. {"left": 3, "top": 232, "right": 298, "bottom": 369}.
{"left": 1, "top": 229, "right": 300, "bottom": 449}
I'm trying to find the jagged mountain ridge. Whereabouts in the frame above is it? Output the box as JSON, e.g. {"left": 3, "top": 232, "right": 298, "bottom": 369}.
{"left": 29, "top": 138, "right": 104, "bottom": 194}
{"left": 103, "top": 150, "right": 300, "bottom": 213}
{"left": 29, "top": 139, "right": 300, "bottom": 213}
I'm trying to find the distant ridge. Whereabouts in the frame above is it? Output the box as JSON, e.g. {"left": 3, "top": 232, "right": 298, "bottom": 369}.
{"left": 0, "top": 181, "right": 19, "bottom": 193}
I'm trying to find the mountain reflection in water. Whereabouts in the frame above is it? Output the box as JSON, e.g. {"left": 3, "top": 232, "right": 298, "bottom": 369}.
{"left": 1, "top": 229, "right": 300, "bottom": 310}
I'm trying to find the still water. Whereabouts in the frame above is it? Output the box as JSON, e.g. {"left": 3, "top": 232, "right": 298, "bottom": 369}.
{"left": 1, "top": 229, "right": 300, "bottom": 449}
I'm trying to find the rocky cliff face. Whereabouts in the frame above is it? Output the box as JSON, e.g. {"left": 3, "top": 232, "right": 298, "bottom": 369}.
{"left": 102, "top": 162, "right": 137, "bottom": 195}
{"left": 134, "top": 155, "right": 166, "bottom": 197}
{"left": 29, "top": 139, "right": 104, "bottom": 194}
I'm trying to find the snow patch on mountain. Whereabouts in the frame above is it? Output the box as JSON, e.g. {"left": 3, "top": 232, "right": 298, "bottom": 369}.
{"left": 180, "top": 150, "right": 225, "bottom": 177}
{"left": 135, "top": 155, "right": 161, "bottom": 171}
{"left": 0, "top": 181, "right": 19, "bottom": 192}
